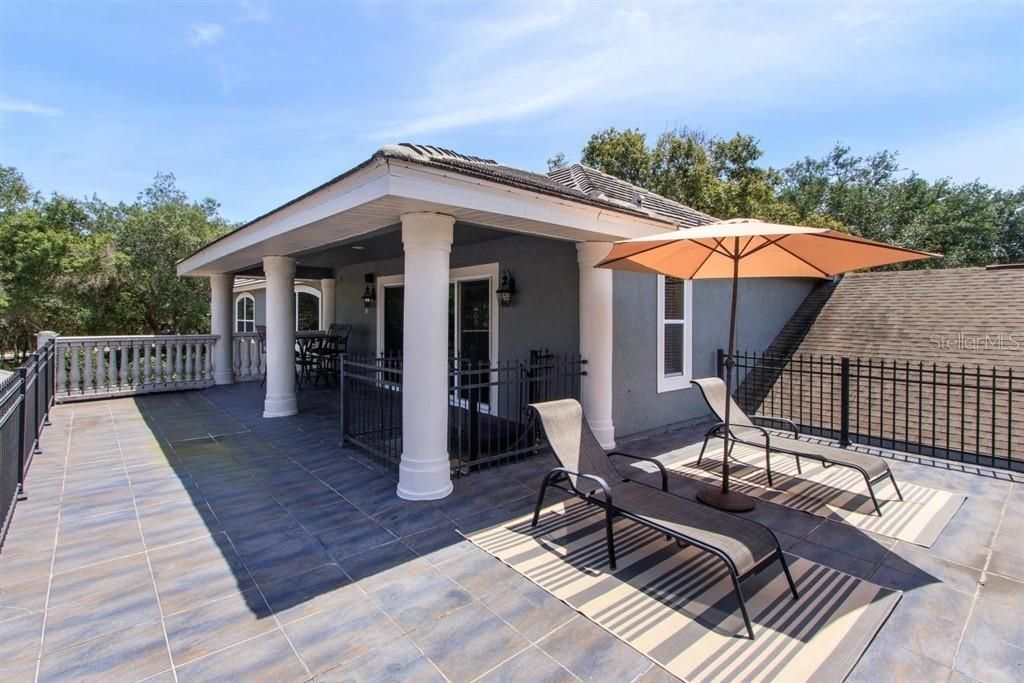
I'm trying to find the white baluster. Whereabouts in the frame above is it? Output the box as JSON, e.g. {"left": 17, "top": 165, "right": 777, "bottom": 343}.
{"left": 94, "top": 343, "right": 104, "bottom": 393}
{"left": 119, "top": 343, "right": 128, "bottom": 387}
{"left": 240, "top": 338, "right": 251, "bottom": 379}
{"left": 108, "top": 344, "right": 118, "bottom": 389}
{"left": 142, "top": 342, "right": 151, "bottom": 387}
{"left": 156, "top": 340, "right": 165, "bottom": 384}
{"left": 132, "top": 342, "right": 142, "bottom": 386}
{"left": 70, "top": 344, "right": 81, "bottom": 394}
{"left": 252, "top": 339, "right": 262, "bottom": 377}
{"left": 174, "top": 341, "right": 183, "bottom": 382}
{"left": 204, "top": 341, "right": 213, "bottom": 381}
{"left": 57, "top": 344, "right": 67, "bottom": 394}
{"left": 185, "top": 342, "right": 193, "bottom": 382}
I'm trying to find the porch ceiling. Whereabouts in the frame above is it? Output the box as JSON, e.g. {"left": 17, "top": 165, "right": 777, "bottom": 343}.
{"left": 177, "top": 157, "right": 677, "bottom": 277}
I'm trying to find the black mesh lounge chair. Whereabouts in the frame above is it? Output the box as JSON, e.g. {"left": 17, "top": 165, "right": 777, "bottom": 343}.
{"left": 530, "top": 399, "right": 798, "bottom": 640}
{"left": 691, "top": 377, "right": 903, "bottom": 516}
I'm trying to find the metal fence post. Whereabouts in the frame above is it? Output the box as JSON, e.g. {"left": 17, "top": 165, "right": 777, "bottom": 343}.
{"left": 338, "top": 354, "right": 346, "bottom": 439}
{"left": 16, "top": 366, "right": 28, "bottom": 500}
{"left": 840, "top": 356, "right": 851, "bottom": 447}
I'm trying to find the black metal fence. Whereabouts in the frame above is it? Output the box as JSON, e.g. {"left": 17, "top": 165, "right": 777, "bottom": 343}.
{"left": 1, "top": 339, "right": 57, "bottom": 547}
{"left": 339, "top": 356, "right": 403, "bottom": 470}
{"left": 727, "top": 349, "right": 1022, "bottom": 470}
{"left": 340, "top": 352, "right": 586, "bottom": 474}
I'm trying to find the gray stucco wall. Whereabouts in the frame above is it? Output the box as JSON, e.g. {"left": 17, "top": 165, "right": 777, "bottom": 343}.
{"left": 332, "top": 234, "right": 579, "bottom": 362}
{"left": 612, "top": 272, "right": 816, "bottom": 437}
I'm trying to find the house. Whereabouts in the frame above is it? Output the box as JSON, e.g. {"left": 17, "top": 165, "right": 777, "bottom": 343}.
{"left": 177, "top": 143, "right": 816, "bottom": 499}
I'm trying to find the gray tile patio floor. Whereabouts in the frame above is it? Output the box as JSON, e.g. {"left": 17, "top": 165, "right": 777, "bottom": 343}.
{"left": 1, "top": 382, "right": 1021, "bottom": 682}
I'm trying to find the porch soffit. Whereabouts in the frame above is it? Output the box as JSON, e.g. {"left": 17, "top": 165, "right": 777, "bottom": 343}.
{"left": 177, "top": 159, "right": 676, "bottom": 278}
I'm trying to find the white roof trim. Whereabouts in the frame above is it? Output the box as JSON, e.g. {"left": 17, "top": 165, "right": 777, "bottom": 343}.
{"left": 177, "top": 158, "right": 677, "bottom": 278}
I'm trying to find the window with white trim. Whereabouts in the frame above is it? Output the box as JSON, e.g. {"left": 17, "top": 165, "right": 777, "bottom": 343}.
{"left": 235, "top": 294, "right": 255, "bottom": 333}
{"left": 657, "top": 275, "right": 693, "bottom": 392}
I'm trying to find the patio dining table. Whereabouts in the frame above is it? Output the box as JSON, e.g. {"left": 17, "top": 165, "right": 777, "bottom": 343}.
{"left": 295, "top": 330, "right": 328, "bottom": 385}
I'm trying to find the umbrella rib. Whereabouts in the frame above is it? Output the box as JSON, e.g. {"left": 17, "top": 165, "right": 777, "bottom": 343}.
{"left": 598, "top": 237, "right": 726, "bottom": 268}
{"left": 689, "top": 241, "right": 719, "bottom": 278}
{"left": 739, "top": 234, "right": 788, "bottom": 258}
{"left": 814, "top": 231, "right": 937, "bottom": 256}
{"left": 737, "top": 235, "right": 758, "bottom": 258}
{"left": 771, "top": 237, "right": 833, "bottom": 277}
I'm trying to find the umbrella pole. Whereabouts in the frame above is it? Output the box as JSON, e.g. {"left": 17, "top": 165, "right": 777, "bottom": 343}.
{"left": 697, "top": 241, "right": 755, "bottom": 512}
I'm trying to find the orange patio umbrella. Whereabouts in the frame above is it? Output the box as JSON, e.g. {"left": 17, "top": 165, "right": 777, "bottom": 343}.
{"left": 597, "top": 218, "right": 938, "bottom": 511}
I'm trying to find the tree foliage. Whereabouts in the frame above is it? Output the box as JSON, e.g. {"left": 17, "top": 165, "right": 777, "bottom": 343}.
{"left": 0, "top": 168, "right": 230, "bottom": 356}
{"left": 577, "top": 128, "right": 1022, "bottom": 267}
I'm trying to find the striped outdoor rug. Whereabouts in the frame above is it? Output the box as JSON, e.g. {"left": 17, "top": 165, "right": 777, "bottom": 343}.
{"left": 659, "top": 440, "right": 964, "bottom": 547}
{"left": 468, "top": 500, "right": 899, "bottom": 683}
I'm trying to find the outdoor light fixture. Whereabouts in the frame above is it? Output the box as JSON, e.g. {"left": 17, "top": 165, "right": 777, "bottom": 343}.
{"left": 362, "top": 273, "right": 376, "bottom": 312}
{"left": 495, "top": 269, "right": 516, "bottom": 307}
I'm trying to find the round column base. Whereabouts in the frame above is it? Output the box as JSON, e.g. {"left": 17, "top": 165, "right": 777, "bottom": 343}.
{"left": 696, "top": 487, "right": 755, "bottom": 512}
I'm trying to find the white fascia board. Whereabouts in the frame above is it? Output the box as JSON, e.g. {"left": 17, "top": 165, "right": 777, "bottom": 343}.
{"left": 177, "top": 161, "right": 391, "bottom": 277}
{"left": 386, "top": 162, "right": 675, "bottom": 241}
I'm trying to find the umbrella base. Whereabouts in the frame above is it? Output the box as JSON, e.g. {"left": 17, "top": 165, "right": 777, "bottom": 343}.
{"left": 697, "top": 487, "right": 755, "bottom": 512}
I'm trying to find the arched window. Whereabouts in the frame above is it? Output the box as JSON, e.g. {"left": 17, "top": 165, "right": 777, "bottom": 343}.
{"left": 235, "top": 293, "right": 255, "bottom": 333}
{"left": 294, "top": 285, "right": 321, "bottom": 331}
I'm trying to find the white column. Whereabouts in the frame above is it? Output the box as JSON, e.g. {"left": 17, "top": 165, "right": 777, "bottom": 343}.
{"left": 320, "top": 277, "right": 336, "bottom": 329}
{"left": 577, "top": 242, "right": 616, "bottom": 449}
{"left": 209, "top": 274, "right": 235, "bottom": 385}
{"left": 263, "top": 256, "right": 298, "bottom": 418}
{"left": 397, "top": 212, "right": 454, "bottom": 500}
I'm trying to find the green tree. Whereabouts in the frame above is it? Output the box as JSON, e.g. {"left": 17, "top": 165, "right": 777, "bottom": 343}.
{"left": 104, "top": 173, "right": 231, "bottom": 334}
{"left": 569, "top": 130, "right": 1023, "bottom": 267}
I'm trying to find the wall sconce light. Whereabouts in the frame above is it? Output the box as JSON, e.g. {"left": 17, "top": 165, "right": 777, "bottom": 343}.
{"left": 495, "top": 269, "right": 516, "bottom": 307}
{"left": 362, "top": 273, "right": 376, "bottom": 312}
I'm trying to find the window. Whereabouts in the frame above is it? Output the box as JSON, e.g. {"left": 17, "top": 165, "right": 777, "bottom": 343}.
{"left": 235, "top": 294, "right": 255, "bottom": 333}
{"left": 657, "top": 275, "right": 692, "bottom": 392}
{"left": 295, "top": 287, "right": 321, "bottom": 331}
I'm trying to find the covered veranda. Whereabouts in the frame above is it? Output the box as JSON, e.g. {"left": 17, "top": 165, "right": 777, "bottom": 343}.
{"left": 178, "top": 146, "right": 676, "bottom": 500}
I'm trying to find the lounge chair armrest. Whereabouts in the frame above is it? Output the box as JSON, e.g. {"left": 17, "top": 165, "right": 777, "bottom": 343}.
{"left": 750, "top": 415, "right": 800, "bottom": 437}
{"left": 608, "top": 451, "right": 668, "bottom": 491}
{"left": 543, "top": 467, "right": 613, "bottom": 504}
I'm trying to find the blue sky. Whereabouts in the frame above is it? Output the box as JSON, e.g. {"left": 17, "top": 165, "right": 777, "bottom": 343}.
{"left": 2, "top": 1, "right": 1022, "bottom": 223}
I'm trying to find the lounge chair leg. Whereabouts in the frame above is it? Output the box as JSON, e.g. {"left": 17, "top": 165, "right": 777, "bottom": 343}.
{"left": 794, "top": 454, "right": 802, "bottom": 475}
{"left": 765, "top": 447, "right": 774, "bottom": 488}
{"left": 532, "top": 472, "right": 556, "bottom": 527}
{"left": 729, "top": 572, "right": 755, "bottom": 640}
{"left": 865, "top": 476, "right": 883, "bottom": 516}
{"left": 697, "top": 433, "right": 711, "bottom": 466}
{"left": 778, "top": 549, "right": 799, "bottom": 599}
{"left": 605, "top": 506, "right": 617, "bottom": 570}
{"left": 888, "top": 470, "right": 904, "bottom": 501}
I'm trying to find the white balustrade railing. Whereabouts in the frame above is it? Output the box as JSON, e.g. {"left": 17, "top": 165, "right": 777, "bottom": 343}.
{"left": 55, "top": 335, "right": 218, "bottom": 402}
{"left": 232, "top": 333, "right": 266, "bottom": 382}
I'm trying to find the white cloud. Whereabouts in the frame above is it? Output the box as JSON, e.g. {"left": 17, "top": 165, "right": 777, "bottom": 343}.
{"left": 1, "top": 96, "right": 61, "bottom": 116}
{"left": 188, "top": 23, "right": 225, "bottom": 47}
{"left": 371, "top": 2, "right": 982, "bottom": 140}
{"left": 238, "top": 1, "right": 271, "bottom": 23}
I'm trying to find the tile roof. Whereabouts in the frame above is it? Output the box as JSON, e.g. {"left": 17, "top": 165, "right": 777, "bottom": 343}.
{"left": 548, "top": 164, "right": 717, "bottom": 228}
{"left": 380, "top": 144, "right": 715, "bottom": 228}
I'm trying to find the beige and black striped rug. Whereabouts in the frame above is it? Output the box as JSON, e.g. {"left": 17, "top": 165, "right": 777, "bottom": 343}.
{"left": 468, "top": 500, "right": 900, "bottom": 683}
{"left": 656, "top": 441, "right": 964, "bottom": 547}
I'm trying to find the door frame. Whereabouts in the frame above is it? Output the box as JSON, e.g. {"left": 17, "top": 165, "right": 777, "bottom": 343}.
{"left": 376, "top": 263, "right": 501, "bottom": 411}
{"left": 375, "top": 263, "right": 500, "bottom": 364}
